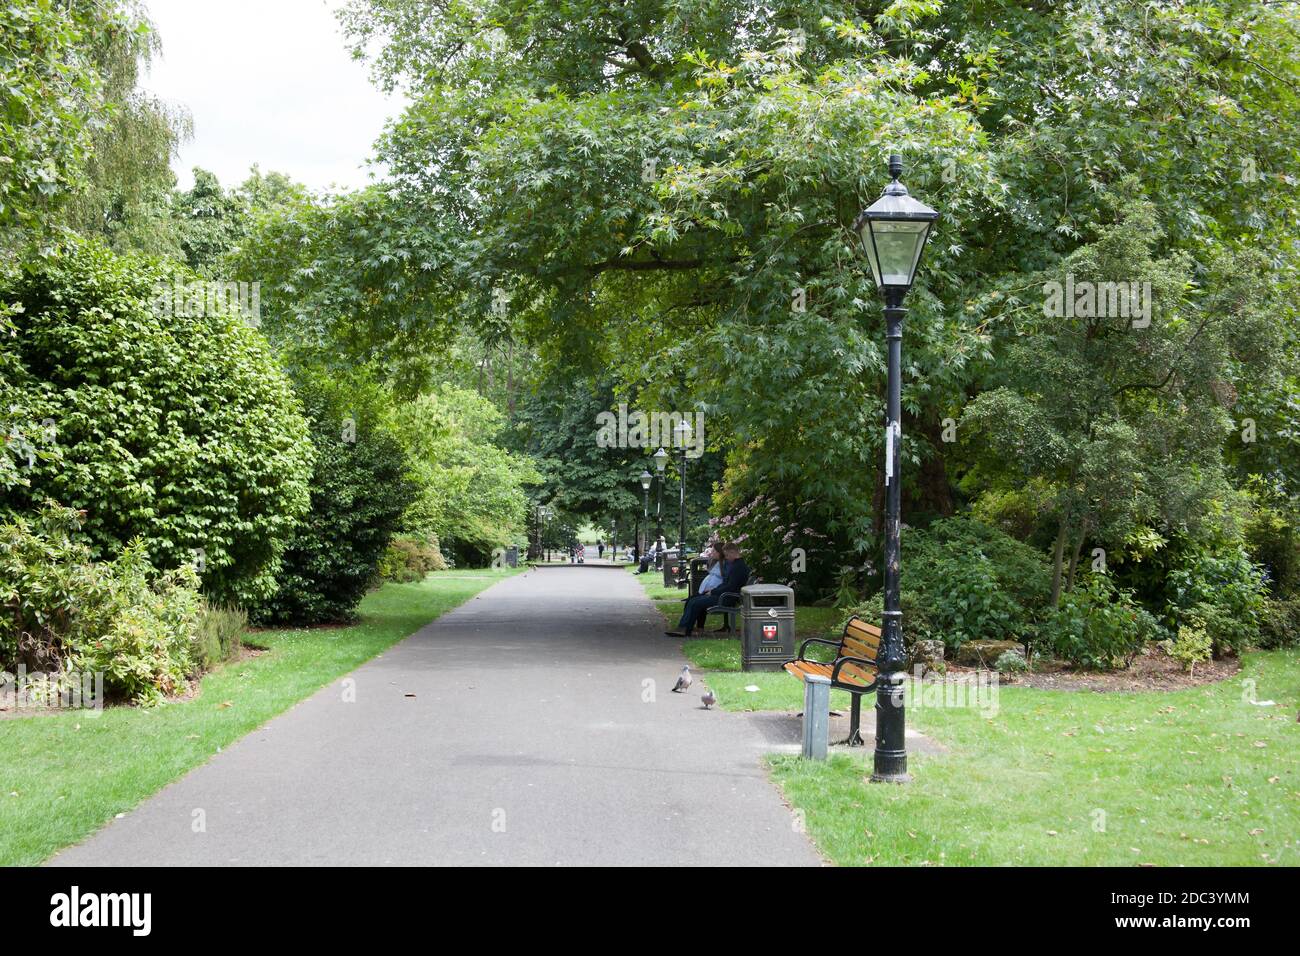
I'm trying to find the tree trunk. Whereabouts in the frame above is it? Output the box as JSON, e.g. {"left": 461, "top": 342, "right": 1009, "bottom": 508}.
{"left": 1065, "top": 516, "right": 1091, "bottom": 593}
{"left": 1050, "top": 518, "right": 1070, "bottom": 607}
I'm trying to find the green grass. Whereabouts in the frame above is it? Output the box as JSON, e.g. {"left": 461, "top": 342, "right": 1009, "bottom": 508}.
{"left": 0, "top": 568, "right": 516, "bottom": 866}
{"left": 769, "top": 649, "right": 1300, "bottom": 866}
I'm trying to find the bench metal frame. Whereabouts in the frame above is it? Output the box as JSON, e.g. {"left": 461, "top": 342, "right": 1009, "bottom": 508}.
{"left": 785, "top": 617, "right": 880, "bottom": 747}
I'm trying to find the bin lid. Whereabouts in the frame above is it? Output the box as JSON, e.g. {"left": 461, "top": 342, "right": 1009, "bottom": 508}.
{"left": 741, "top": 583, "right": 794, "bottom": 597}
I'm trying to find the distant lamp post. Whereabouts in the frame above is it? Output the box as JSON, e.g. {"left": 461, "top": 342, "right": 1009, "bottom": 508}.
{"left": 639, "top": 469, "right": 653, "bottom": 555}
{"left": 853, "top": 154, "right": 938, "bottom": 783}
{"left": 653, "top": 447, "right": 669, "bottom": 550}
{"left": 535, "top": 504, "right": 552, "bottom": 562}
{"left": 673, "top": 420, "right": 693, "bottom": 587}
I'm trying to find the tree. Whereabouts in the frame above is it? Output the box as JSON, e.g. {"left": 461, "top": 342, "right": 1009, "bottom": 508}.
{"left": 249, "top": 377, "right": 416, "bottom": 625}
{"left": 0, "top": 238, "right": 314, "bottom": 606}
{"left": 960, "top": 194, "right": 1283, "bottom": 605}
{"left": 332, "top": 0, "right": 1300, "bottom": 581}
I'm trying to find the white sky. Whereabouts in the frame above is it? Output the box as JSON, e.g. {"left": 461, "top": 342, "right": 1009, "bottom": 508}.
{"left": 141, "top": 0, "right": 406, "bottom": 193}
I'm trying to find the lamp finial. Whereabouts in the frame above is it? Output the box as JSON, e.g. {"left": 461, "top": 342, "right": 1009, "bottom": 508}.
{"left": 888, "top": 154, "right": 903, "bottom": 181}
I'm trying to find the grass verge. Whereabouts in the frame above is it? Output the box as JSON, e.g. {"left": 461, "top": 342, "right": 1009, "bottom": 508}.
{"left": 0, "top": 568, "right": 516, "bottom": 866}
{"left": 769, "top": 649, "right": 1300, "bottom": 866}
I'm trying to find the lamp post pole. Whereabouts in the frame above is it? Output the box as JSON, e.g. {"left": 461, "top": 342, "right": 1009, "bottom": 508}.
{"left": 639, "top": 470, "right": 653, "bottom": 559}
{"left": 852, "top": 154, "right": 938, "bottom": 784}
{"left": 653, "top": 448, "right": 668, "bottom": 551}
{"left": 678, "top": 447, "right": 688, "bottom": 587}
{"left": 875, "top": 285, "right": 908, "bottom": 781}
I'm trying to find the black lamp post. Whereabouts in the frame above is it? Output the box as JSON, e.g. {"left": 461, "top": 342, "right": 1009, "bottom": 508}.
{"left": 639, "top": 469, "right": 653, "bottom": 556}
{"left": 853, "top": 154, "right": 938, "bottom": 783}
{"left": 673, "top": 420, "right": 692, "bottom": 587}
{"left": 653, "top": 447, "right": 668, "bottom": 550}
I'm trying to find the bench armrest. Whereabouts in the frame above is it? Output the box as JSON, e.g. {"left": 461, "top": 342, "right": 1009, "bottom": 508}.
{"left": 796, "top": 636, "right": 842, "bottom": 659}
{"left": 831, "top": 655, "right": 878, "bottom": 687}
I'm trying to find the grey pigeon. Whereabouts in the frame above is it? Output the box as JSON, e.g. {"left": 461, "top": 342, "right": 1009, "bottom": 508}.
{"left": 671, "top": 666, "right": 692, "bottom": 693}
{"left": 701, "top": 688, "right": 717, "bottom": 710}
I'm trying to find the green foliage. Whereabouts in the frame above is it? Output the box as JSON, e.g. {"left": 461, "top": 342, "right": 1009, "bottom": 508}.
{"left": 0, "top": 0, "right": 123, "bottom": 242}
{"left": 1256, "top": 598, "right": 1300, "bottom": 651}
{"left": 248, "top": 380, "right": 417, "bottom": 626}
{"left": 1042, "top": 573, "right": 1163, "bottom": 670}
{"left": 1166, "top": 547, "right": 1267, "bottom": 657}
{"left": 1241, "top": 479, "right": 1300, "bottom": 599}
{"left": 58, "top": 1, "right": 191, "bottom": 256}
{"left": 850, "top": 589, "right": 939, "bottom": 652}
{"left": 1160, "top": 622, "right": 1213, "bottom": 677}
{"left": 392, "top": 385, "right": 538, "bottom": 565}
{"left": 898, "top": 517, "right": 1052, "bottom": 651}
{"left": 192, "top": 603, "right": 246, "bottom": 673}
{"left": 376, "top": 536, "right": 447, "bottom": 583}
{"left": 995, "top": 649, "right": 1028, "bottom": 675}
{"left": 0, "top": 239, "right": 314, "bottom": 605}
{"left": 961, "top": 196, "right": 1281, "bottom": 605}
{"left": 0, "top": 502, "right": 203, "bottom": 705}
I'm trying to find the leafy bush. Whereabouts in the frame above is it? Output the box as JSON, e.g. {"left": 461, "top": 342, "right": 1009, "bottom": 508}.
{"left": 390, "top": 386, "right": 538, "bottom": 567}
{"left": 850, "top": 589, "right": 939, "bottom": 652}
{"left": 1160, "top": 619, "right": 1213, "bottom": 676}
{"left": 249, "top": 383, "right": 418, "bottom": 626}
{"left": 1042, "top": 573, "right": 1163, "bottom": 670}
{"left": 1256, "top": 598, "right": 1300, "bottom": 650}
{"left": 376, "top": 536, "right": 447, "bottom": 583}
{"left": 1166, "top": 546, "right": 1267, "bottom": 657}
{"left": 894, "top": 517, "right": 1053, "bottom": 652}
{"left": 995, "top": 649, "right": 1028, "bottom": 674}
{"left": 193, "top": 603, "right": 247, "bottom": 672}
{"left": 0, "top": 503, "right": 203, "bottom": 705}
{"left": 0, "top": 239, "right": 313, "bottom": 605}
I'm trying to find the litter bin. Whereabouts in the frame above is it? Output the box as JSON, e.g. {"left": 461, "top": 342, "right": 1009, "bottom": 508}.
{"left": 688, "top": 557, "right": 710, "bottom": 597}
{"left": 740, "top": 583, "right": 796, "bottom": 671}
{"left": 661, "top": 549, "right": 680, "bottom": 588}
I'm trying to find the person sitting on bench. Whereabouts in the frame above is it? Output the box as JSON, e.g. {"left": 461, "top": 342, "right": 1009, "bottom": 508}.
{"left": 638, "top": 541, "right": 658, "bottom": 574}
{"left": 665, "top": 543, "right": 749, "bottom": 638}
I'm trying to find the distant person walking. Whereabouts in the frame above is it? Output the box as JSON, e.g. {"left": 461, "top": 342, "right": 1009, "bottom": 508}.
{"left": 597, "top": 540, "right": 605, "bottom": 559}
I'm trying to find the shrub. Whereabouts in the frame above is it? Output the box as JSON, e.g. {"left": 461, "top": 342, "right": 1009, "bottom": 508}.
{"left": 0, "top": 239, "right": 313, "bottom": 606}
{"left": 850, "top": 589, "right": 939, "bottom": 653}
{"left": 1166, "top": 546, "right": 1267, "bottom": 657}
{"left": 1256, "top": 598, "right": 1300, "bottom": 650}
{"left": 1042, "top": 573, "right": 1163, "bottom": 670}
{"left": 1159, "top": 619, "right": 1213, "bottom": 676}
{"left": 996, "top": 649, "right": 1028, "bottom": 674}
{"left": 0, "top": 503, "right": 203, "bottom": 705}
{"left": 249, "top": 383, "right": 418, "bottom": 626}
{"left": 192, "top": 603, "right": 247, "bottom": 673}
{"left": 376, "top": 536, "right": 447, "bottom": 584}
{"left": 885, "top": 516, "right": 1053, "bottom": 652}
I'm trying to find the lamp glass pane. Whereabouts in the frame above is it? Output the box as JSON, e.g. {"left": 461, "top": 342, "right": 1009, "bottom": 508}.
{"left": 868, "top": 220, "right": 931, "bottom": 287}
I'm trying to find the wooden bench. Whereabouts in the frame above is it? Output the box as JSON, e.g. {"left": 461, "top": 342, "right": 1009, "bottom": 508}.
{"left": 783, "top": 615, "right": 880, "bottom": 746}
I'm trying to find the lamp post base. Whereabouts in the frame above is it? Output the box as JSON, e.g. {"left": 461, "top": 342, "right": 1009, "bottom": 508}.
{"left": 869, "top": 670, "right": 909, "bottom": 784}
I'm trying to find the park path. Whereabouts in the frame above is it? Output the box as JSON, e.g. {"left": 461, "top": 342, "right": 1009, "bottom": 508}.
{"left": 49, "top": 566, "right": 822, "bottom": 866}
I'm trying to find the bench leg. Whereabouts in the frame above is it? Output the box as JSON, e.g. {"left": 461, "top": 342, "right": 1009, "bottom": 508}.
{"left": 840, "top": 694, "right": 865, "bottom": 747}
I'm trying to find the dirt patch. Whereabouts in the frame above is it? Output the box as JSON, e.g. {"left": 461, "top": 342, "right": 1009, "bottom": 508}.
{"left": 983, "top": 646, "right": 1241, "bottom": 692}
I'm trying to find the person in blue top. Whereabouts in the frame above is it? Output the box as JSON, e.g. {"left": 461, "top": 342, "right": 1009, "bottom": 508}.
{"left": 666, "top": 542, "right": 749, "bottom": 638}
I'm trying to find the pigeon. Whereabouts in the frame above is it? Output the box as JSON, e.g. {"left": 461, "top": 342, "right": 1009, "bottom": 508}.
{"left": 671, "top": 666, "right": 692, "bottom": 693}
{"left": 701, "top": 688, "right": 717, "bottom": 710}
